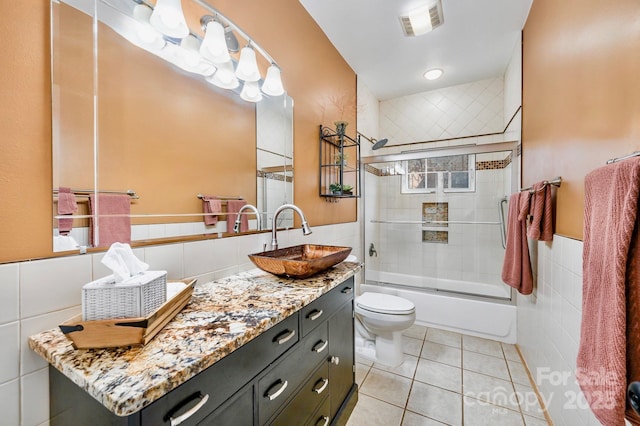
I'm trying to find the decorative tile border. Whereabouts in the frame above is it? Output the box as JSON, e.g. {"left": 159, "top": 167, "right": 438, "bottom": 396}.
{"left": 257, "top": 170, "right": 293, "bottom": 182}
{"left": 475, "top": 153, "right": 513, "bottom": 170}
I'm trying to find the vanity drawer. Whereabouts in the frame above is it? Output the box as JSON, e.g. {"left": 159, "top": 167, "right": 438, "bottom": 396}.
{"left": 307, "top": 396, "right": 331, "bottom": 426}
{"left": 141, "top": 312, "right": 299, "bottom": 425}
{"left": 300, "top": 277, "right": 354, "bottom": 337}
{"left": 258, "top": 323, "right": 328, "bottom": 424}
{"left": 270, "top": 363, "right": 330, "bottom": 426}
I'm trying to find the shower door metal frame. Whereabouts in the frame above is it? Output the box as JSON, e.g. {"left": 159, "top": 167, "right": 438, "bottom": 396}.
{"left": 360, "top": 141, "right": 519, "bottom": 304}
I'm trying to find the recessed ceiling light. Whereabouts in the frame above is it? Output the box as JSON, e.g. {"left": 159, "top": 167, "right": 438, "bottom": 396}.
{"left": 399, "top": 0, "right": 444, "bottom": 37}
{"left": 424, "top": 68, "right": 443, "bottom": 80}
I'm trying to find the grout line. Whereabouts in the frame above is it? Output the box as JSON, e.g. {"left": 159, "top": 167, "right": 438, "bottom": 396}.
{"left": 461, "top": 344, "right": 465, "bottom": 425}
{"left": 515, "top": 344, "right": 553, "bottom": 426}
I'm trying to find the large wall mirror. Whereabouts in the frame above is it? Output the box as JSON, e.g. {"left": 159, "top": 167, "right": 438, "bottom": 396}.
{"left": 52, "top": 0, "right": 294, "bottom": 252}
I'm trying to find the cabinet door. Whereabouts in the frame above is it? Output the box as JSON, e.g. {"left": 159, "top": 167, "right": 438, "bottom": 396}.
{"left": 199, "top": 385, "right": 253, "bottom": 426}
{"left": 328, "top": 301, "right": 355, "bottom": 419}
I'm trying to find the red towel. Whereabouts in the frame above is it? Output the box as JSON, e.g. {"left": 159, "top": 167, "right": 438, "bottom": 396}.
{"left": 226, "top": 200, "right": 248, "bottom": 233}
{"left": 501, "top": 192, "right": 533, "bottom": 295}
{"left": 88, "top": 194, "right": 131, "bottom": 247}
{"left": 57, "top": 187, "right": 77, "bottom": 235}
{"left": 577, "top": 157, "right": 640, "bottom": 426}
{"left": 527, "top": 181, "right": 554, "bottom": 241}
{"left": 202, "top": 196, "right": 221, "bottom": 226}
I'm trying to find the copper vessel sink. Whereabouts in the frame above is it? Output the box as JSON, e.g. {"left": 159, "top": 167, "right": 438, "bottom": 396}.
{"left": 248, "top": 244, "right": 352, "bottom": 278}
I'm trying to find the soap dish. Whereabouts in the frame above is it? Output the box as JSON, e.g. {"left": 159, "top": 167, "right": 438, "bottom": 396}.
{"left": 59, "top": 278, "right": 195, "bottom": 349}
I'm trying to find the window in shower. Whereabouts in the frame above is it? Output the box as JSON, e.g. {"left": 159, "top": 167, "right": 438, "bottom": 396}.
{"left": 401, "top": 154, "right": 475, "bottom": 193}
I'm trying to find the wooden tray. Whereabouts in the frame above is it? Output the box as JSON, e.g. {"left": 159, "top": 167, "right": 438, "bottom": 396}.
{"left": 59, "top": 279, "right": 196, "bottom": 349}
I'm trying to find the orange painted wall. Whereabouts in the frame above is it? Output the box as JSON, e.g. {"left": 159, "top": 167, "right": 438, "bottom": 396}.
{"left": 0, "top": 0, "right": 356, "bottom": 263}
{"left": 522, "top": 0, "right": 640, "bottom": 240}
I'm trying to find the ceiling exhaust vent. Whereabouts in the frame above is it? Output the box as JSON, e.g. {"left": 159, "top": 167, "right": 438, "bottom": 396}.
{"left": 399, "top": 0, "right": 444, "bottom": 37}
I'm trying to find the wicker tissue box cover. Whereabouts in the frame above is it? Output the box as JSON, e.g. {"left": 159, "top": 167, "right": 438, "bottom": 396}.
{"left": 82, "top": 270, "right": 167, "bottom": 321}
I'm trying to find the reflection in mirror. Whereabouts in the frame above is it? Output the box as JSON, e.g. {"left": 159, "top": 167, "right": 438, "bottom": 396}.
{"left": 52, "top": 0, "right": 294, "bottom": 252}
{"left": 257, "top": 95, "right": 294, "bottom": 231}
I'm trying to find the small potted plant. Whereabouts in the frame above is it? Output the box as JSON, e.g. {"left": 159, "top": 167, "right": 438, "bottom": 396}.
{"left": 333, "top": 152, "right": 349, "bottom": 165}
{"left": 329, "top": 183, "right": 353, "bottom": 195}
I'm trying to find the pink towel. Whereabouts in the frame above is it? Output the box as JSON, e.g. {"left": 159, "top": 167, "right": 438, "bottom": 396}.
{"left": 202, "top": 196, "right": 221, "bottom": 226}
{"left": 226, "top": 200, "right": 248, "bottom": 233}
{"left": 577, "top": 157, "right": 640, "bottom": 426}
{"left": 57, "top": 187, "right": 77, "bottom": 235}
{"left": 501, "top": 192, "right": 533, "bottom": 295}
{"left": 88, "top": 194, "right": 131, "bottom": 247}
{"left": 527, "top": 181, "right": 554, "bottom": 241}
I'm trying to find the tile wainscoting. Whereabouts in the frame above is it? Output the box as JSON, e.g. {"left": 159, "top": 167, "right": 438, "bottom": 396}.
{"left": 0, "top": 222, "right": 360, "bottom": 426}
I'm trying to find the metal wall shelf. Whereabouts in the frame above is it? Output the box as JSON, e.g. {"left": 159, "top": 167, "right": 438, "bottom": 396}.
{"left": 319, "top": 125, "right": 361, "bottom": 201}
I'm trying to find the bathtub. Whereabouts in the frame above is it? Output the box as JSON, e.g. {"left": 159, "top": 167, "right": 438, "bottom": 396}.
{"left": 360, "top": 271, "right": 517, "bottom": 344}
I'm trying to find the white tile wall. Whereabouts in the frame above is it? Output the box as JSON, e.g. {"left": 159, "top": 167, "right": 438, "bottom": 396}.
{"left": 0, "top": 379, "right": 20, "bottom": 426}
{"left": 517, "top": 236, "right": 600, "bottom": 425}
{"left": 379, "top": 78, "right": 504, "bottom": 146}
{"left": 10, "top": 222, "right": 359, "bottom": 426}
{"left": 0, "top": 263, "right": 19, "bottom": 324}
{"left": 503, "top": 33, "right": 522, "bottom": 127}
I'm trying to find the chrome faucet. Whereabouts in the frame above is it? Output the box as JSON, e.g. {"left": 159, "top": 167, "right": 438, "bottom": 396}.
{"left": 271, "top": 204, "right": 312, "bottom": 250}
{"left": 233, "top": 204, "right": 262, "bottom": 233}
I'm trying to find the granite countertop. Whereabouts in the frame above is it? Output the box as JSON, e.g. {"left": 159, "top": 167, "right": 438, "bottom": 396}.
{"left": 28, "top": 261, "right": 361, "bottom": 417}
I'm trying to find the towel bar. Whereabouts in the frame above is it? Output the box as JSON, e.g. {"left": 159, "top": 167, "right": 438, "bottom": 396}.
{"left": 53, "top": 188, "right": 139, "bottom": 199}
{"left": 519, "top": 177, "right": 562, "bottom": 193}
{"left": 607, "top": 151, "right": 640, "bottom": 164}
{"left": 196, "top": 194, "right": 244, "bottom": 201}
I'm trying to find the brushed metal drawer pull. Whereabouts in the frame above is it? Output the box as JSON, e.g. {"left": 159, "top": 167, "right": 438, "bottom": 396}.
{"left": 341, "top": 287, "right": 353, "bottom": 294}
{"left": 169, "top": 393, "right": 209, "bottom": 426}
{"left": 312, "top": 340, "right": 328, "bottom": 353}
{"left": 330, "top": 356, "right": 340, "bottom": 365}
{"left": 315, "top": 415, "right": 330, "bottom": 426}
{"left": 274, "top": 329, "right": 296, "bottom": 345}
{"left": 307, "top": 309, "right": 323, "bottom": 321}
{"left": 312, "top": 378, "right": 329, "bottom": 394}
{"left": 265, "top": 379, "right": 288, "bottom": 401}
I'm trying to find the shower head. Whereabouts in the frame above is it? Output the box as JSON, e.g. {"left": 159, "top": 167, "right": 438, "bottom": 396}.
{"left": 372, "top": 138, "right": 388, "bottom": 150}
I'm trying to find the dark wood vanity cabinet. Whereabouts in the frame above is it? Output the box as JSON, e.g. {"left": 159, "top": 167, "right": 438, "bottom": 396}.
{"left": 50, "top": 277, "right": 357, "bottom": 426}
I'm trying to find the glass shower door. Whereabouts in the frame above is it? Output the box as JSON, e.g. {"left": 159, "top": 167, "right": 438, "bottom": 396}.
{"left": 362, "top": 142, "right": 518, "bottom": 301}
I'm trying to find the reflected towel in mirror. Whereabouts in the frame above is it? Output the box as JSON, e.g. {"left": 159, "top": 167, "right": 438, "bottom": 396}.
{"left": 57, "top": 186, "right": 77, "bottom": 235}
{"left": 227, "top": 199, "right": 248, "bottom": 233}
{"left": 88, "top": 194, "right": 131, "bottom": 247}
{"left": 201, "top": 195, "right": 221, "bottom": 226}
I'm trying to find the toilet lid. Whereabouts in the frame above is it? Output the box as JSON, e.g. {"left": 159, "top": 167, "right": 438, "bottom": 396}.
{"left": 356, "top": 292, "right": 415, "bottom": 315}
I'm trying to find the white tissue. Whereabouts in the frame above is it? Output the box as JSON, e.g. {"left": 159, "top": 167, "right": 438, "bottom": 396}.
{"left": 166, "top": 281, "right": 187, "bottom": 299}
{"left": 346, "top": 254, "right": 358, "bottom": 262}
{"left": 53, "top": 235, "right": 79, "bottom": 252}
{"left": 101, "top": 242, "right": 149, "bottom": 283}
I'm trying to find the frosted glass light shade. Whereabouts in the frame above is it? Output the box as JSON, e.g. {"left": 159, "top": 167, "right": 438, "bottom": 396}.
{"left": 206, "top": 60, "right": 239, "bottom": 89}
{"left": 132, "top": 4, "right": 166, "bottom": 50}
{"left": 261, "top": 65, "right": 284, "bottom": 96}
{"left": 235, "top": 46, "right": 261, "bottom": 82}
{"left": 149, "top": 0, "right": 189, "bottom": 39}
{"left": 200, "top": 21, "right": 231, "bottom": 64}
{"left": 170, "top": 35, "right": 215, "bottom": 76}
{"left": 240, "top": 81, "right": 263, "bottom": 102}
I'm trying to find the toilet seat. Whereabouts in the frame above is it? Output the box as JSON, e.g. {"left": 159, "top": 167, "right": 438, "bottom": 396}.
{"left": 356, "top": 292, "right": 415, "bottom": 315}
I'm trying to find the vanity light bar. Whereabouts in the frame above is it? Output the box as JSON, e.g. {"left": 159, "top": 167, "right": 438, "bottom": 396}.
{"left": 122, "top": 0, "right": 284, "bottom": 101}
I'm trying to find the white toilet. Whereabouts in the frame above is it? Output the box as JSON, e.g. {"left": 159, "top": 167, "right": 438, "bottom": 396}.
{"left": 354, "top": 291, "right": 416, "bottom": 367}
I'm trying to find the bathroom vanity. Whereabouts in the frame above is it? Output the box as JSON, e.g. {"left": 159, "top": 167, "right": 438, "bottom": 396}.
{"left": 29, "top": 262, "right": 361, "bottom": 425}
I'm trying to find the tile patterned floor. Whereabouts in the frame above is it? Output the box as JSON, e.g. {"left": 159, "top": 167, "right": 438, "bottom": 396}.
{"left": 347, "top": 325, "right": 551, "bottom": 426}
